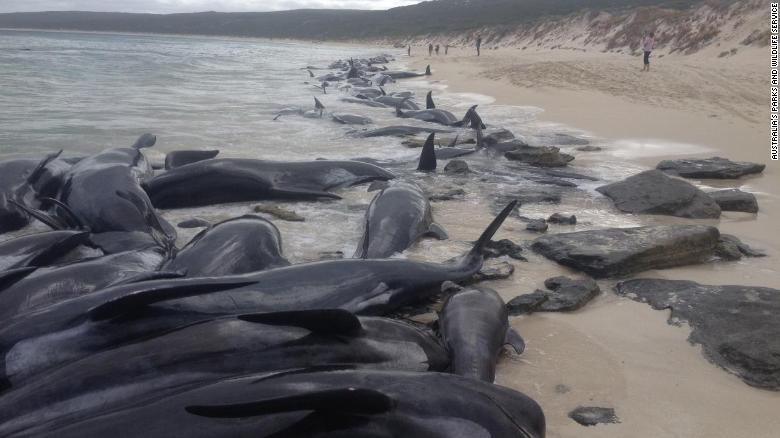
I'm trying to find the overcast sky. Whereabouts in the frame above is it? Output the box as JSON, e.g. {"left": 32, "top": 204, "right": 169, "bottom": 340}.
{"left": 0, "top": 0, "right": 426, "bottom": 14}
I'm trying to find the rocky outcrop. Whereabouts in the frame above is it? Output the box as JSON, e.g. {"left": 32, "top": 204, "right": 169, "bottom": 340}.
{"left": 531, "top": 225, "right": 720, "bottom": 278}
{"left": 505, "top": 145, "right": 574, "bottom": 167}
{"left": 548, "top": 213, "right": 576, "bottom": 225}
{"left": 708, "top": 189, "right": 759, "bottom": 213}
{"left": 569, "top": 407, "right": 620, "bottom": 426}
{"left": 525, "top": 219, "right": 548, "bottom": 233}
{"left": 482, "top": 239, "right": 527, "bottom": 261}
{"left": 616, "top": 279, "right": 780, "bottom": 390}
{"left": 596, "top": 170, "right": 721, "bottom": 218}
{"left": 507, "top": 276, "right": 600, "bottom": 315}
{"left": 443, "top": 159, "right": 470, "bottom": 175}
{"left": 657, "top": 157, "right": 765, "bottom": 179}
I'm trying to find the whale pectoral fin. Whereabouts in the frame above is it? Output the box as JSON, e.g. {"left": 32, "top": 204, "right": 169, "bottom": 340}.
{"left": 504, "top": 328, "right": 525, "bottom": 354}
{"left": 106, "top": 270, "right": 188, "bottom": 288}
{"left": 185, "top": 387, "right": 394, "bottom": 419}
{"left": 238, "top": 309, "right": 362, "bottom": 335}
{"left": 425, "top": 222, "right": 448, "bottom": 240}
{"left": 8, "top": 199, "right": 69, "bottom": 230}
{"left": 349, "top": 282, "right": 398, "bottom": 315}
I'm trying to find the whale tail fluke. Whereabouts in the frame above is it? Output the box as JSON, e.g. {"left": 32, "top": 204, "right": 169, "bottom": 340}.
{"left": 417, "top": 133, "right": 437, "bottom": 172}
{"left": 132, "top": 133, "right": 157, "bottom": 149}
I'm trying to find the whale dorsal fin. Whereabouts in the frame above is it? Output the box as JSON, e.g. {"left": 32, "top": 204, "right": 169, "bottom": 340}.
{"left": 238, "top": 309, "right": 362, "bottom": 335}
{"left": 425, "top": 222, "right": 448, "bottom": 240}
{"left": 417, "top": 133, "right": 436, "bottom": 172}
{"left": 186, "top": 388, "right": 394, "bottom": 418}
{"left": 426, "top": 91, "right": 435, "bottom": 109}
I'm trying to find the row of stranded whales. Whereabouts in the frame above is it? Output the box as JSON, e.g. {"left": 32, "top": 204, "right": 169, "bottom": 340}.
{"left": 0, "top": 310, "right": 450, "bottom": 437}
{"left": 142, "top": 158, "right": 396, "bottom": 208}
{"left": 354, "top": 181, "right": 448, "bottom": 258}
{"left": 0, "top": 200, "right": 517, "bottom": 392}
{"left": 0, "top": 54, "right": 547, "bottom": 436}
{"left": 22, "top": 369, "right": 544, "bottom": 438}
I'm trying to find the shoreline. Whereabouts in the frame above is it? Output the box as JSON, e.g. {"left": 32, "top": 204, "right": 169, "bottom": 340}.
{"left": 406, "top": 46, "right": 780, "bottom": 437}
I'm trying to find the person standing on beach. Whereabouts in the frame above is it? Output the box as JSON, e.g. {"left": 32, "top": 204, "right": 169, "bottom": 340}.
{"left": 642, "top": 32, "right": 655, "bottom": 71}
{"left": 445, "top": 44, "right": 449, "bottom": 55}
{"left": 429, "top": 43, "right": 433, "bottom": 56}
{"left": 435, "top": 44, "right": 440, "bottom": 55}
{"left": 476, "top": 35, "right": 482, "bottom": 56}
{"left": 408, "top": 45, "right": 411, "bottom": 56}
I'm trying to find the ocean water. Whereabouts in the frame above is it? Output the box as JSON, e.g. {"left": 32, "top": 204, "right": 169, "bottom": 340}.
{"left": 0, "top": 29, "right": 697, "bottom": 260}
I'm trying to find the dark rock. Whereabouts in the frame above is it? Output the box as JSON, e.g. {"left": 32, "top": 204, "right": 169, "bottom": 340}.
{"left": 596, "top": 170, "right": 721, "bottom": 219}
{"left": 539, "top": 276, "right": 600, "bottom": 311}
{"left": 254, "top": 204, "right": 305, "bottom": 222}
{"left": 483, "top": 239, "right": 527, "bottom": 261}
{"left": 177, "top": 217, "right": 211, "bottom": 228}
{"left": 715, "top": 237, "right": 743, "bottom": 261}
{"left": 569, "top": 407, "right": 620, "bottom": 426}
{"left": 513, "top": 191, "right": 562, "bottom": 204}
{"left": 507, "top": 290, "right": 549, "bottom": 315}
{"left": 657, "top": 157, "right": 765, "bottom": 179}
{"left": 483, "top": 128, "right": 516, "bottom": 145}
{"left": 576, "top": 145, "right": 602, "bottom": 152}
{"left": 708, "top": 189, "right": 759, "bottom": 213}
{"left": 429, "top": 188, "right": 465, "bottom": 202}
{"left": 532, "top": 225, "right": 721, "bottom": 278}
{"left": 505, "top": 145, "right": 575, "bottom": 167}
{"left": 526, "top": 219, "right": 548, "bottom": 233}
{"left": 443, "top": 159, "right": 470, "bottom": 175}
{"left": 554, "top": 384, "right": 571, "bottom": 394}
{"left": 616, "top": 279, "right": 780, "bottom": 390}
{"left": 470, "top": 260, "right": 515, "bottom": 283}
{"left": 720, "top": 234, "right": 766, "bottom": 258}
{"left": 548, "top": 213, "right": 576, "bottom": 225}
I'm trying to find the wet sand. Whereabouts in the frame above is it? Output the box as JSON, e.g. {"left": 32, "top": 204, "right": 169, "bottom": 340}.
{"left": 406, "top": 46, "right": 780, "bottom": 436}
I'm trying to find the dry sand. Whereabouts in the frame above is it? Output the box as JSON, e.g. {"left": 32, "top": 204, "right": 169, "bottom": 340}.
{"left": 406, "top": 45, "right": 780, "bottom": 437}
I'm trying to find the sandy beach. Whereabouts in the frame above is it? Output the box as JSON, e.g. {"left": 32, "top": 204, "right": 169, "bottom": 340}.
{"left": 407, "top": 45, "right": 780, "bottom": 437}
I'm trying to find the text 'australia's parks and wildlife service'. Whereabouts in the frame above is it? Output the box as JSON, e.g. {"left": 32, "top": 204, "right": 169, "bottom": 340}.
{"left": 772, "top": 3, "right": 779, "bottom": 160}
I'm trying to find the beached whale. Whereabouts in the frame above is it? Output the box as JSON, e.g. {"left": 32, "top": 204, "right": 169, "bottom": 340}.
{"left": 354, "top": 181, "right": 447, "bottom": 258}
{"left": 0, "top": 311, "right": 449, "bottom": 436}
{"left": 395, "top": 92, "right": 464, "bottom": 126}
{"left": 331, "top": 112, "right": 373, "bottom": 125}
{"left": 143, "top": 158, "right": 395, "bottom": 208}
{"left": 0, "top": 247, "right": 170, "bottom": 323}
{"left": 0, "top": 230, "right": 90, "bottom": 272}
{"left": 164, "top": 150, "right": 219, "bottom": 170}
{"left": 340, "top": 96, "right": 390, "bottom": 108}
{"left": 0, "top": 201, "right": 516, "bottom": 390}
{"left": 356, "top": 125, "right": 452, "bottom": 138}
{"left": 439, "top": 287, "right": 525, "bottom": 382}
{"left": 384, "top": 64, "right": 431, "bottom": 79}
{"left": 33, "top": 369, "right": 545, "bottom": 438}
{"left": 0, "top": 151, "right": 69, "bottom": 234}
{"left": 164, "top": 215, "right": 289, "bottom": 277}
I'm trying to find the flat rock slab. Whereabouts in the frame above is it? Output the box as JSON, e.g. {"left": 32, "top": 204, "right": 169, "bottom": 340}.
{"left": 657, "top": 157, "right": 765, "bottom": 179}
{"left": 482, "top": 239, "right": 527, "bottom": 261}
{"left": 596, "top": 170, "right": 721, "bottom": 218}
{"left": 569, "top": 407, "right": 620, "bottom": 426}
{"left": 469, "top": 260, "right": 515, "bottom": 283}
{"left": 443, "top": 159, "right": 470, "bottom": 175}
{"left": 532, "top": 225, "right": 720, "bottom": 278}
{"left": 616, "top": 279, "right": 780, "bottom": 390}
{"left": 505, "top": 145, "right": 575, "bottom": 168}
{"left": 708, "top": 189, "right": 758, "bottom": 213}
{"left": 507, "top": 276, "right": 600, "bottom": 315}
{"left": 548, "top": 213, "right": 576, "bottom": 225}
{"left": 526, "top": 219, "right": 548, "bottom": 233}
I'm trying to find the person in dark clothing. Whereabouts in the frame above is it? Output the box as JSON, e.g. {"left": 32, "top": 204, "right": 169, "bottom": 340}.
{"left": 476, "top": 35, "right": 482, "bottom": 56}
{"left": 435, "top": 44, "right": 440, "bottom": 55}
{"left": 445, "top": 44, "right": 449, "bottom": 55}
{"left": 641, "top": 32, "right": 655, "bottom": 71}
{"left": 408, "top": 45, "right": 411, "bottom": 56}
{"left": 428, "top": 43, "right": 433, "bottom": 56}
